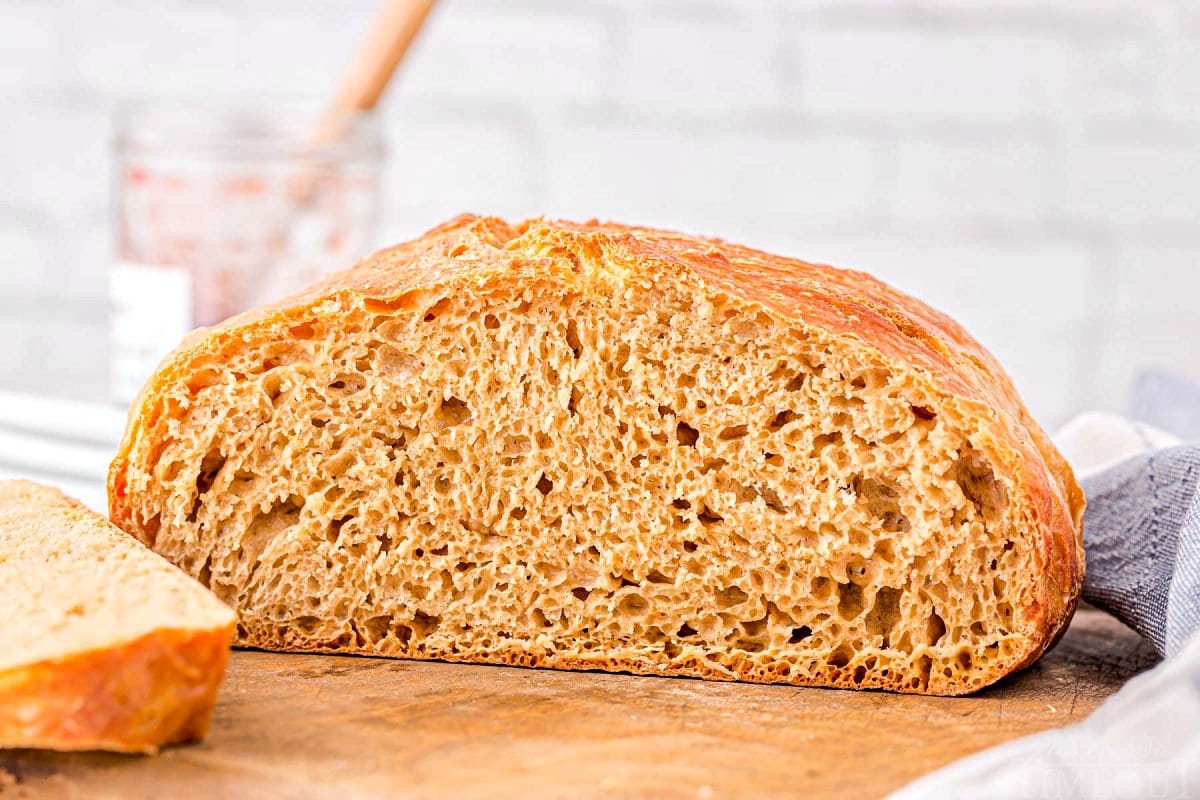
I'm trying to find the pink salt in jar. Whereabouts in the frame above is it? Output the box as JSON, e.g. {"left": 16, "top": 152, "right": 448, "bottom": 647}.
{"left": 110, "top": 104, "right": 384, "bottom": 404}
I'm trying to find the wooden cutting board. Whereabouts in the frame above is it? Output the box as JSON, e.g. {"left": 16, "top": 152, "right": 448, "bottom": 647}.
{"left": 0, "top": 608, "right": 1157, "bottom": 800}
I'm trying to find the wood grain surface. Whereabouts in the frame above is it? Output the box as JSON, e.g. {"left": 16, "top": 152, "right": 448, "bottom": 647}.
{"left": 0, "top": 608, "right": 1158, "bottom": 800}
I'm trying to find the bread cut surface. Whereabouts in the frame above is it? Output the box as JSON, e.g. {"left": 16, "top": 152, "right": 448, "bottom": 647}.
{"left": 0, "top": 480, "right": 235, "bottom": 753}
{"left": 110, "top": 215, "right": 1084, "bottom": 696}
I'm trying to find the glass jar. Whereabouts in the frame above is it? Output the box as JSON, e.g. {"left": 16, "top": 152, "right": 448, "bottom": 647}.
{"left": 110, "top": 104, "right": 384, "bottom": 404}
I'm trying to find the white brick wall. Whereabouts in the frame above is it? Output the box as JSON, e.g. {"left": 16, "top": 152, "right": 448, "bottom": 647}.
{"left": 380, "top": 108, "right": 542, "bottom": 232}
{"left": 1063, "top": 134, "right": 1200, "bottom": 226}
{"left": 78, "top": 2, "right": 242, "bottom": 98}
{"left": 623, "top": 5, "right": 783, "bottom": 112}
{"left": 538, "top": 119, "right": 880, "bottom": 235}
{"left": 0, "top": 1, "right": 66, "bottom": 95}
{"left": 795, "top": 28, "right": 1148, "bottom": 122}
{"left": 2, "top": 0, "right": 1200, "bottom": 429}
{"left": 888, "top": 139, "right": 1046, "bottom": 226}
{"left": 394, "top": 4, "right": 620, "bottom": 107}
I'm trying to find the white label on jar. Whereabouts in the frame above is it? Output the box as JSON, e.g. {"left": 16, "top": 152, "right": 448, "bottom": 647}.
{"left": 110, "top": 262, "right": 193, "bottom": 405}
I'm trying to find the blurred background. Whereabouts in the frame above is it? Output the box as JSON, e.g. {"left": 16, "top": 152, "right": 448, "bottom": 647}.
{"left": 1, "top": 0, "right": 1198, "bottom": 431}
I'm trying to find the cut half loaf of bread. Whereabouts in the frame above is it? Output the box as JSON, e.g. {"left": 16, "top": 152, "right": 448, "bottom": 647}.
{"left": 0, "top": 480, "right": 235, "bottom": 753}
{"left": 110, "top": 215, "right": 1083, "bottom": 696}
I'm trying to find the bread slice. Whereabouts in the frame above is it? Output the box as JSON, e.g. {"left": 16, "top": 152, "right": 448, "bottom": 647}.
{"left": 0, "top": 480, "right": 235, "bottom": 753}
{"left": 109, "top": 215, "right": 1083, "bottom": 696}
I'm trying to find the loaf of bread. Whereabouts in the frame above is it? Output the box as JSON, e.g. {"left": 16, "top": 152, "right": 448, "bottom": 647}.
{"left": 109, "top": 215, "right": 1083, "bottom": 696}
{"left": 0, "top": 480, "right": 235, "bottom": 753}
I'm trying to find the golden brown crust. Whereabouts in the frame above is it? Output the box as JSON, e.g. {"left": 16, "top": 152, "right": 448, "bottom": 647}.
{"left": 0, "top": 479, "right": 235, "bottom": 753}
{"left": 109, "top": 215, "right": 1084, "bottom": 692}
{"left": 0, "top": 625, "right": 233, "bottom": 754}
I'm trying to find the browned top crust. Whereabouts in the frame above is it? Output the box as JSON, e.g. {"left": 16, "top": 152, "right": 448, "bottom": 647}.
{"left": 109, "top": 215, "right": 1085, "bottom": 664}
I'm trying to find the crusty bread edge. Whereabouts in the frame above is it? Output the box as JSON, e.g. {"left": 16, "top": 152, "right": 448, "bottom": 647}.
{"left": 0, "top": 624, "right": 234, "bottom": 754}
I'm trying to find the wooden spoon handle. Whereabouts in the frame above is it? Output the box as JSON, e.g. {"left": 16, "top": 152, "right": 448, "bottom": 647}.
{"left": 333, "top": 0, "right": 437, "bottom": 112}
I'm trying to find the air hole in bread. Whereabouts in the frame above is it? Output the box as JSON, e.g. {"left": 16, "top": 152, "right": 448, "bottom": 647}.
{"left": 565, "top": 319, "right": 582, "bottom": 358}
{"left": 411, "top": 611, "right": 440, "bottom": 638}
{"left": 853, "top": 476, "right": 911, "bottom": 533}
{"left": 326, "top": 514, "right": 352, "bottom": 545}
{"left": 378, "top": 528, "right": 396, "bottom": 553}
{"left": 718, "top": 424, "right": 749, "bottom": 441}
{"left": 915, "top": 655, "right": 933, "bottom": 689}
{"left": 187, "top": 450, "right": 226, "bottom": 522}
{"left": 363, "top": 614, "right": 394, "bottom": 644}
{"left": 758, "top": 485, "right": 787, "bottom": 514}
{"left": 289, "top": 321, "right": 317, "bottom": 339}
{"left": 187, "top": 367, "right": 223, "bottom": 393}
{"left": 838, "top": 582, "right": 865, "bottom": 620}
{"left": 866, "top": 587, "right": 903, "bottom": 643}
{"left": 954, "top": 450, "right": 1007, "bottom": 522}
{"left": 741, "top": 613, "right": 769, "bottom": 639}
{"left": 195, "top": 555, "right": 213, "bottom": 588}
{"left": 617, "top": 593, "right": 649, "bottom": 616}
{"left": 926, "top": 611, "right": 947, "bottom": 646}
{"left": 327, "top": 376, "right": 365, "bottom": 395}
{"left": 675, "top": 422, "right": 699, "bottom": 447}
{"left": 829, "top": 644, "right": 853, "bottom": 669}
{"left": 365, "top": 295, "right": 409, "bottom": 315}
{"left": 435, "top": 397, "right": 471, "bottom": 428}
{"left": 812, "top": 432, "right": 842, "bottom": 452}
{"left": 390, "top": 623, "right": 413, "bottom": 646}
{"left": 768, "top": 410, "right": 799, "bottom": 431}
{"left": 423, "top": 298, "right": 452, "bottom": 322}
{"left": 715, "top": 585, "right": 749, "bottom": 609}
{"left": 260, "top": 343, "right": 308, "bottom": 373}
{"left": 195, "top": 450, "right": 225, "bottom": 496}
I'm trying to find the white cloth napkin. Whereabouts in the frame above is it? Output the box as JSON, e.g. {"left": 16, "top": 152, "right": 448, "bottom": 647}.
{"left": 0, "top": 390, "right": 125, "bottom": 512}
